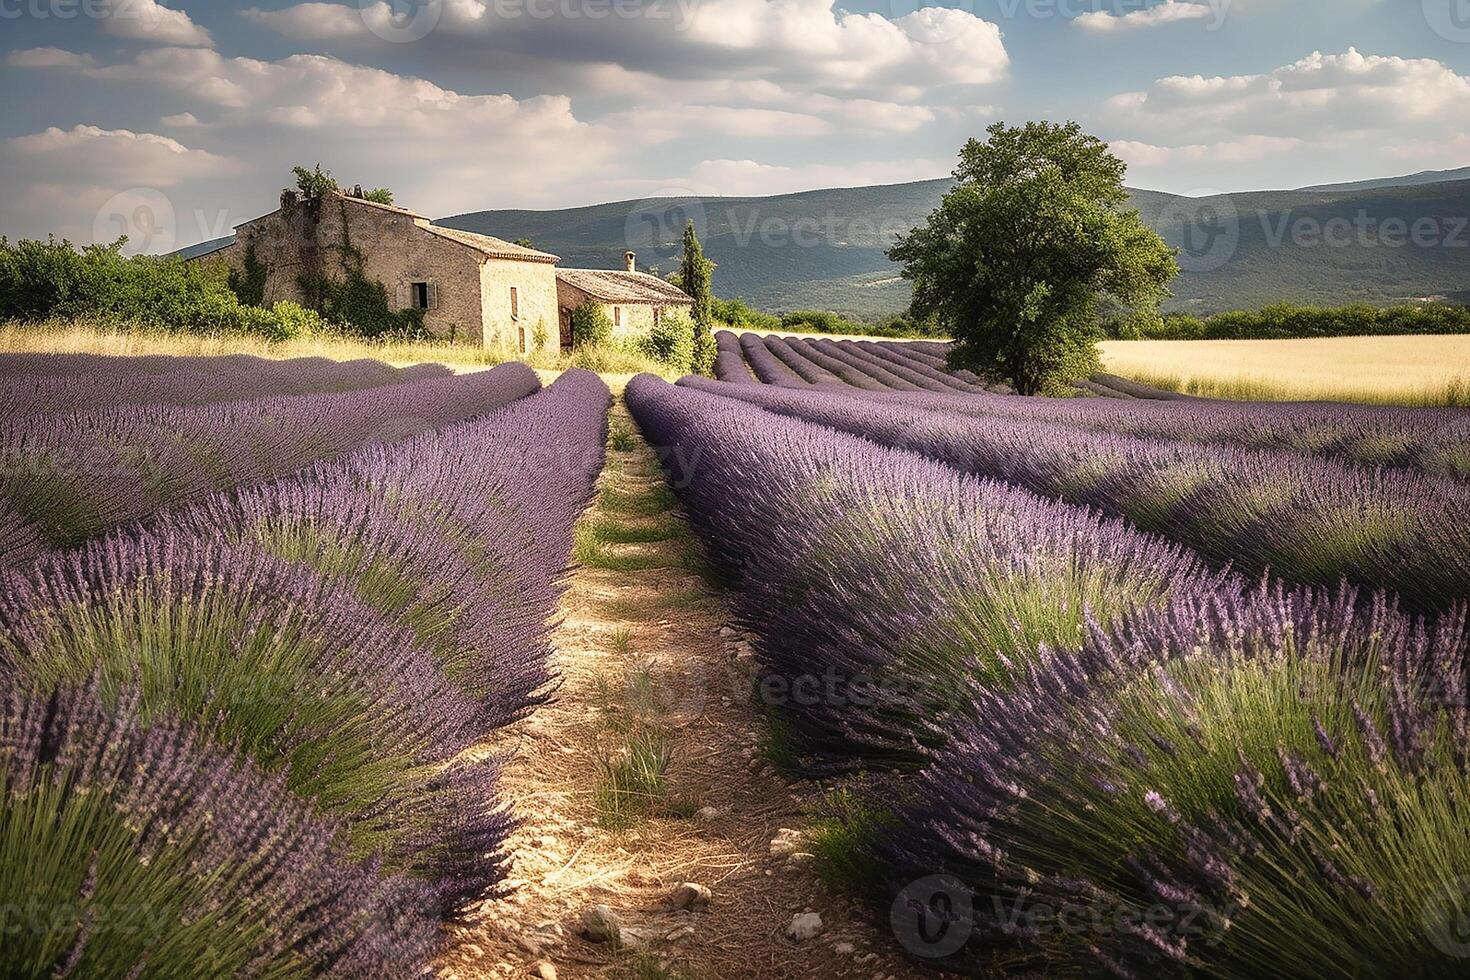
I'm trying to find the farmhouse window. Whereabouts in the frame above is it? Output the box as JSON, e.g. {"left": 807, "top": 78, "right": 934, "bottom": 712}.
{"left": 510, "top": 286, "right": 520, "bottom": 320}
{"left": 653, "top": 308, "right": 662, "bottom": 328}
{"left": 613, "top": 306, "right": 621, "bottom": 328}
{"left": 410, "top": 281, "right": 431, "bottom": 310}
{"left": 518, "top": 325, "right": 527, "bottom": 354}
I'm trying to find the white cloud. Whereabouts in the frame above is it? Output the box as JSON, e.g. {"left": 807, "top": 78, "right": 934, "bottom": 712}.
{"left": 7, "top": 125, "right": 233, "bottom": 186}
{"left": 1105, "top": 48, "right": 1470, "bottom": 145}
{"left": 5, "top": 47, "right": 99, "bottom": 69}
{"left": 243, "top": 0, "right": 1008, "bottom": 96}
{"left": 1111, "top": 135, "right": 1301, "bottom": 166}
{"left": 1075, "top": 1, "right": 1218, "bottom": 33}
{"left": 161, "top": 112, "right": 204, "bottom": 127}
{"left": 17, "top": 48, "right": 623, "bottom": 217}
{"left": 101, "top": 0, "right": 214, "bottom": 48}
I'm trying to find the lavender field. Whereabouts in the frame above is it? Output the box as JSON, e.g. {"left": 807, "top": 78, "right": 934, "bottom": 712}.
{"left": 627, "top": 333, "right": 1470, "bottom": 978}
{"left": 2, "top": 337, "right": 1468, "bottom": 978}
{"left": 0, "top": 355, "right": 610, "bottom": 976}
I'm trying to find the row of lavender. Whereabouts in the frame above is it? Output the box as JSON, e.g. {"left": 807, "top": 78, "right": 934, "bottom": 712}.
{"left": 0, "top": 351, "right": 452, "bottom": 419}
{"left": 722, "top": 332, "right": 1470, "bottom": 477}
{"left": 625, "top": 374, "right": 1470, "bottom": 977}
{"left": 720, "top": 330, "right": 1002, "bottom": 394}
{"left": 0, "top": 360, "right": 541, "bottom": 567}
{"left": 682, "top": 378, "right": 1470, "bottom": 611}
{"left": 1, "top": 368, "right": 611, "bottom": 976}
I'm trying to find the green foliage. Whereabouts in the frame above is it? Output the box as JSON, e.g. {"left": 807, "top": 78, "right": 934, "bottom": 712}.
{"left": 637, "top": 309, "right": 696, "bottom": 372}
{"left": 293, "top": 164, "right": 339, "bottom": 200}
{"left": 1110, "top": 301, "right": 1470, "bottom": 340}
{"left": 680, "top": 221, "right": 717, "bottom": 374}
{"left": 348, "top": 184, "right": 394, "bottom": 205}
{"left": 890, "top": 121, "right": 1178, "bottom": 394}
{"left": 0, "top": 237, "right": 310, "bottom": 339}
{"left": 711, "top": 296, "right": 782, "bottom": 332}
{"left": 570, "top": 300, "right": 614, "bottom": 348}
{"left": 297, "top": 203, "right": 425, "bottom": 339}
{"left": 513, "top": 237, "right": 535, "bottom": 249}
{"left": 227, "top": 242, "right": 269, "bottom": 307}
{"left": 531, "top": 318, "right": 549, "bottom": 352}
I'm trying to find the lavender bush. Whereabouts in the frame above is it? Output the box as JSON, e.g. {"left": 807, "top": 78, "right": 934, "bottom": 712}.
{"left": 165, "top": 369, "right": 610, "bottom": 725}
{"left": 738, "top": 331, "right": 809, "bottom": 386}
{"left": 0, "top": 531, "right": 506, "bottom": 913}
{"left": 874, "top": 586, "right": 1470, "bottom": 977}
{"left": 0, "top": 353, "right": 449, "bottom": 419}
{"left": 0, "top": 360, "right": 540, "bottom": 563}
{"left": 808, "top": 338, "right": 925, "bottom": 391}
{"left": 0, "top": 678, "right": 443, "bottom": 977}
{"left": 626, "top": 374, "right": 1228, "bottom": 766}
{"left": 680, "top": 378, "right": 1470, "bottom": 611}
{"left": 713, "top": 330, "right": 757, "bottom": 384}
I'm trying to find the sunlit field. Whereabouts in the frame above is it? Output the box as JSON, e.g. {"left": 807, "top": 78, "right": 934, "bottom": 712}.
{"left": 1101, "top": 334, "right": 1470, "bottom": 406}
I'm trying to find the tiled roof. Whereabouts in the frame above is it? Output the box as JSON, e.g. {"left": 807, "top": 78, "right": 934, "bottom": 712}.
{"left": 556, "top": 268, "right": 693, "bottom": 304}
{"left": 424, "top": 225, "right": 560, "bottom": 263}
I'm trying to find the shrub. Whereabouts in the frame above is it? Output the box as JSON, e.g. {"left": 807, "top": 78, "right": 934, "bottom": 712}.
{"left": 638, "top": 310, "right": 696, "bottom": 372}
{"left": 571, "top": 300, "right": 614, "bottom": 348}
{"left": 1110, "top": 302, "right": 1470, "bottom": 340}
{"left": 227, "top": 241, "right": 268, "bottom": 306}
{"left": 0, "top": 237, "right": 328, "bottom": 340}
{"left": 876, "top": 586, "right": 1470, "bottom": 978}
{"left": 712, "top": 296, "right": 782, "bottom": 332}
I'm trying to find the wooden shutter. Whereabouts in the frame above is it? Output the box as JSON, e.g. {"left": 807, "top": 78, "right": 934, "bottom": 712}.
{"left": 396, "top": 282, "right": 409, "bottom": 310}
{"left": 426, "top": 282, "right": 438, "bottom": 310}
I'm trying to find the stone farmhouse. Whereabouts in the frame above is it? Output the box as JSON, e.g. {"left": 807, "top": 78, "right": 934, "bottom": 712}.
{"left": 195, "top": 191, "right": 692, "bottom": 352}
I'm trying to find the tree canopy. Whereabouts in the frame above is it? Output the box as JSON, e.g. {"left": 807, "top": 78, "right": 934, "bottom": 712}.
{"left": 680, "top": 220, "right": 717, "bottom": 375}
{"left": 889, "top": 121, "right": 1178, "bottom": 395}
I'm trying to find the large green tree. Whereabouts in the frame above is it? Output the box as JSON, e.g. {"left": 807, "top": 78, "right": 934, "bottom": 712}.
{"left": 889, "top": 121, "right": 1178, "bottom": 395}
{"left": 680, "top": 220, "right": 717, "bottom": 375}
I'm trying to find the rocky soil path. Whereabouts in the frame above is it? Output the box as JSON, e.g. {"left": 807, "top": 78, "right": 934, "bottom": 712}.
{"left": 437, "top": 395, "right": 922, "bottom": 980}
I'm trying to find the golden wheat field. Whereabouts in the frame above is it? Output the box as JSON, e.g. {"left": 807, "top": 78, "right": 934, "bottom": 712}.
{"left": 1101, "top": 334, "right": 1470, "bottom": 406}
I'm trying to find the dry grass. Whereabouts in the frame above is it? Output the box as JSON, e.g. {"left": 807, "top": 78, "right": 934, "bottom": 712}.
{"left": 0, "top": 318, "right": 680, "bottom": 382}
{"left": 1100, "top": 334, "right": 1470, "bottom": 407}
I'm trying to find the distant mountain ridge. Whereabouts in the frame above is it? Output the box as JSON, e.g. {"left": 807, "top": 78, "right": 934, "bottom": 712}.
{"left": 1298, "top": 167, "right": 1470, "bottom": 193}
{"left": 185, "top": 166, "right": 1470, "bottom": 317}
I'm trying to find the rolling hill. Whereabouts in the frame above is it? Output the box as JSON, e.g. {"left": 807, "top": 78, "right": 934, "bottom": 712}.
{"left": 438, "top": 169, "right": 1470, "bottom": 318}
{"left": 183, "top": 167, "right": 1470, "bottom": 319}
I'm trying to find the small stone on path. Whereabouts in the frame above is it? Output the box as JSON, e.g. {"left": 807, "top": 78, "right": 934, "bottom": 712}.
{"left": 580, "top": 905, "right": 623, "bottom": 943}
{"left": 787, "top": 912, "right": 824, "bottom": 942}
{"left": 770, "top": 828, "right": 804, "bottom": 857}
{"left": 669, "top": 882, "right": 712, "bottom": 910}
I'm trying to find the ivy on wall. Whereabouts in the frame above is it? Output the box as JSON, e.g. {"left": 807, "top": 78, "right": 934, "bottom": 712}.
{"left": 295, "top": 200, "right": 425, "bottom": 338}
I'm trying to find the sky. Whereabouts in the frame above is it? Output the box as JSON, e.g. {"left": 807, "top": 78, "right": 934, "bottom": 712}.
{"left": 2, "top": 0, "right": 1469, "bottom": 252}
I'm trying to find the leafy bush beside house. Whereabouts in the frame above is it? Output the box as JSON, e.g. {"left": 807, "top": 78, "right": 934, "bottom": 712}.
{"left": 637, "top": 309, "right": 696, "bottom": 373}
{"left": 0, "top": 237, "right": 319, "bottom": 340}
{"left": 570, "top": 300, "right": 614, "bottom": 348}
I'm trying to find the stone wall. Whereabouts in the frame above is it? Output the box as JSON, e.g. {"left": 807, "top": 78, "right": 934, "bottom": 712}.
{"left": 555, "top": 280, "right": 687, "bottom": 346}
{"left": 200, "top": 194, "right": 556, "bottom": 346}
{"left": 482, "top": 257, "right": 559, "bottom": 355}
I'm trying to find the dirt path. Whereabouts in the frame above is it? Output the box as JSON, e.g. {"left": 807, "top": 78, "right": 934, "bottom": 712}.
{"left": 438, "top": 397, "right": 921, "bottom": 980}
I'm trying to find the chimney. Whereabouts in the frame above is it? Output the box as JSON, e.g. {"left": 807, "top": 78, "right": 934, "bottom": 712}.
{"left": 624, "top": 250, "right": 636, "bottom": 273}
